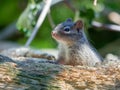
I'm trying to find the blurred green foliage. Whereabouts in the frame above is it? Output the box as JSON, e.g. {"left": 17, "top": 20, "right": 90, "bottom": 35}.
{"left": 0, "top": 0, "right": 120, "bottom": 50}
{"left": 0, "top": 0, "right": 25, "bottom": 26}
{"left": 17, "top": 0, "right": 41, "bottom": 36}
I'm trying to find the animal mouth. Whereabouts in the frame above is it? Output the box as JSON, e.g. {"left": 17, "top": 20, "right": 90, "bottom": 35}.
{"left": 51, "top": 32, "right": 61, "bottom": 40}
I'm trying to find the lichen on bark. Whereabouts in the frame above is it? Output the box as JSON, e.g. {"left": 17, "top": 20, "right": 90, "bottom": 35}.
{"left": 0, "top": 47, "right": 120, "bottom": 90}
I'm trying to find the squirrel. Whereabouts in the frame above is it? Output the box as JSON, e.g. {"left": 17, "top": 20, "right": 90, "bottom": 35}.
{"left": 51, "top": 18, "right": 103, "bottom": 66}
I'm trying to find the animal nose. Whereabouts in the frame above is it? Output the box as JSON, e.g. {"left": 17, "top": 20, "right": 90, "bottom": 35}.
{"left": 52, "top": 31, "right": 57, "bottom": 36}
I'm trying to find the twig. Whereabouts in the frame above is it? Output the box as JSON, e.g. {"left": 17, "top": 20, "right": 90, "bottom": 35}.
{"left": 37, "top": 0, "right": 63, "bottom": 20}
{"left": 108, "top": 12, "right": 120, "bottom": 25}
{"left": 92, "top": 21, "right": 120, "bottom": 32}
{"left": 63, "top": 0, "right": 79, "bottom": 20}
{"left": 64, "top": 0, "right": 76, "bottom": 12}
{"left": 47, "top": 11, "right": 55, "bottom": 29}
{"left": 93, "top": 0, "right": 97, "bottom": 6}
{"left": 25, "top": 0, "right": 52, "bottom": 47}
{"left": 64, "top": 0, "right": 120, "bottom": 32}
{"left": 0, "top": 0, "right": 63, "bottom": 41}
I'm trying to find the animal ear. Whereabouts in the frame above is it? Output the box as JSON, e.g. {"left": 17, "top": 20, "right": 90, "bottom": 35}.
{"left": 66, "top": 18, "right": 72, "bottom": 22}
{"left": 74, "top": 20, "right": 83, "bottom": 29}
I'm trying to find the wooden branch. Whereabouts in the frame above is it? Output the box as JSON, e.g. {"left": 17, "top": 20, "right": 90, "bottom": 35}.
{"left": 93, "top": 0, "right": 97, "bottom": 6}
{"left": 64, "top": 0, "right": 76, "bottom": 12}
{"left": 92, "top": 21, "right": 120, "bottom": 32}
{"left": 101, "top": 8, "right": 120, "bottom": 25}
{"left": 25, "top": 0, "right": 65, "bottom": 47}
{"left": 0, "top": 0, "right": 63, "bottom": 41}
{"left": 63, "top": 0, "right": 80, "bottom": 20}
{"left": 36, "top": 0, "right": 63, "bottom": 16}
{"left": 25, "top": 0, "right": 52, "bottom": 47}
{"left": 47, "top": 11, "right": 55, "bottom": 29}
{"left": 63, "top": 0, "right": 120, "bottom": 32}
{"left": 0, "top": 47, "right": 120, "bottom": 90}
{"left": 108, "top": 12, "right": 120, "bottom": 25}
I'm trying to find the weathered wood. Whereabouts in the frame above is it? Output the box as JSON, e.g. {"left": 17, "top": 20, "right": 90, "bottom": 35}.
{"left": 0, "top": 48, "right": 120, "bottom": 90}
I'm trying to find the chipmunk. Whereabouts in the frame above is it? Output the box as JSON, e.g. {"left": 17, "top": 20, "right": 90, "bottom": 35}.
{"left": 51, "top": 18, "right": 103, "bottom": 66}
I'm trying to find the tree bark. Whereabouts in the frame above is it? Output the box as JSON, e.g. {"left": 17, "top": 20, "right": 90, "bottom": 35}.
{"left": 0, "top": 47, "right": 120, "bottom": 90}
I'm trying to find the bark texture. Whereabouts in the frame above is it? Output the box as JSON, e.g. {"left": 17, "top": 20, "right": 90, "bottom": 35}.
{"left": 0, "top": 47, "right": 120, "bottom": 90}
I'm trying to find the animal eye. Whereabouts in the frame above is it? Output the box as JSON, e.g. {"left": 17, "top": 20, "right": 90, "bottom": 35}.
{"left": 63, "top": 26, "right": 70, "bottom": 32}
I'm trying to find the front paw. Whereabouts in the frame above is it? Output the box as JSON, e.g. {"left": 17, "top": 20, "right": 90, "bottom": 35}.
{"left": 38, "top": 53, "right": 56, "bottom": 60}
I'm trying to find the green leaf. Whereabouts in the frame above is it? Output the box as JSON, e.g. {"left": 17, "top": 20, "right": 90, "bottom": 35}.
{"left": 16, "top": 0, "right": 41, "bottom": 36}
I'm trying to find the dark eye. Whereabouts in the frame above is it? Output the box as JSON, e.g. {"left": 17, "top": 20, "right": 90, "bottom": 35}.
{"left": 63, "top": 26, "right": 70, "bottom": 32}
